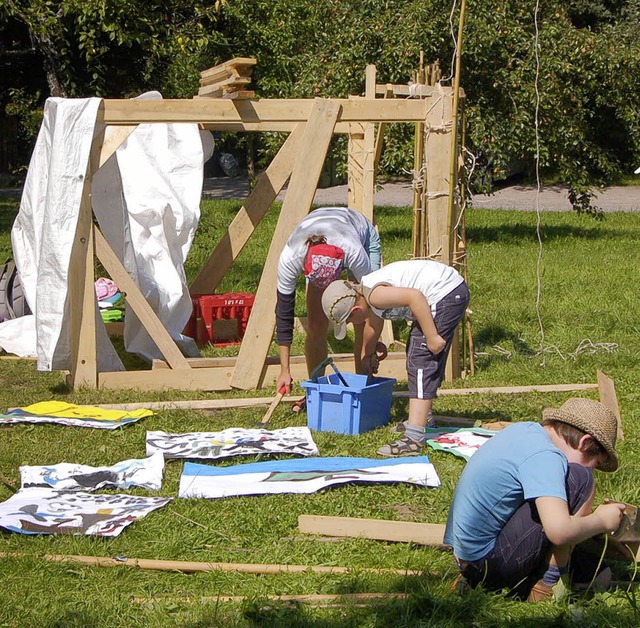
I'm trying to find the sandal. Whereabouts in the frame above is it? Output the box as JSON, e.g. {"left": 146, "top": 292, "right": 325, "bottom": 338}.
{"left": 377, "top": 434, "right": 424, "bottom": 457}
{"left": 291, "top": 396, "right": 307, "bottom": 413}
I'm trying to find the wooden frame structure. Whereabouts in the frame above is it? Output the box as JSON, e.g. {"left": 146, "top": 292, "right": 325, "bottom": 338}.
{"left": 67, "top": 83, "right": 458, "bottom": 391}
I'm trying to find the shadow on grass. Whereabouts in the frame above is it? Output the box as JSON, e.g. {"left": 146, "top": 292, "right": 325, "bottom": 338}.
{"left": 466, "top": 223, "right": 627, "bottom": 244}
{"left": 392, "top": 397, "right": 514, "bottom": 423}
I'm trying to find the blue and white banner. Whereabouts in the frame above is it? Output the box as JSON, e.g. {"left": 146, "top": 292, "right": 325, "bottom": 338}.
{"left": 19, "top": 452, "right": 165, "bottom": 492}
{"left": 147, "top": 426, "right": 319, "bottom": 460}
{"left": 179, "top": 456, "right": 440, "bottom": 499}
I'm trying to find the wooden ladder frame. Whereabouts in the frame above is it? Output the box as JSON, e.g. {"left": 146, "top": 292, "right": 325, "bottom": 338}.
{"left": 66, "top": 90, "right": 457, "bottom": 391}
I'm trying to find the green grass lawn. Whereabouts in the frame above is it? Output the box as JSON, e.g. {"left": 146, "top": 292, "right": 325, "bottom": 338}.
{"left": 0, "top": 196, "right": 639, "bottom": 626}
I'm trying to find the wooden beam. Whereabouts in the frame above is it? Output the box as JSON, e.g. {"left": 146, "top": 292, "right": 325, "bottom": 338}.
{"left": 67, "top": 168, "right": 98, "bottom": 388}
{"left": 298, "top": 515, "right": 447, "bottom": 547}
{"left": 200, "top": 121, "right": 354, "bottom": 134}
{"left": 97, "top": 126, "right": 137, "bottom": 169}
{"left": 190, "top": 123, "right": 305, "bottom": 294}
{"left": 101, "top": 98, "right": 432, "bottom": 125}
{"left": 424, "top": 91, "right": 454, "bottom": 262}
{"left": 375, "top": 84, "right": 437, "bottom": 98}
{"left": 597, "top": 370, "right": 624, "bottom": 440}
{"left": 93, "top": 227, "right": 190, "bottom": 371}
{"left": 347, "top": 120, "right": 365, "bottom": 211}
{"left": 362, "top": 66, "right": 377, "bottom": 221}
{"left": 99, "top": 352, "right": 408, "bottom": 391}
{"left": 93, "top": 396, "right": 301, "bottom": 412}
{"left": 231, "top": 99, "right": 340, "bottom": 390}
{"left": 394, "top": 382, "right": 599, "bottom": 397}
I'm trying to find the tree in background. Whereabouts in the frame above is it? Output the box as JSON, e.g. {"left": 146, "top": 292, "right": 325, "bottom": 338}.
{"left": 2, "top": 0, "right": 639, "bottom": 212}
{"left": 219, "top": 0, "right": 640, "bottom": 212}
{"left": 0, "top": 0, "right": 228, "bottom": 176}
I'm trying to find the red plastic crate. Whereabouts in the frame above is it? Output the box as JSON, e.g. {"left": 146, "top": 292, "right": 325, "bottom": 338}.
{"left": 185, "top": 293, "right": 255, "bottom": 346}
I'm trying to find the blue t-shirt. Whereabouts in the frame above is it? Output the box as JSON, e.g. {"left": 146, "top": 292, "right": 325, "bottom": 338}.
{"left": 444, "top": 422, "right": 568, "bottom": 561}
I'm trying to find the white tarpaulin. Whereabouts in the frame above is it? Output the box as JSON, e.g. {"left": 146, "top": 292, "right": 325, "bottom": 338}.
{"left": 10, "top": 93, "right": 212, "bottom": 368}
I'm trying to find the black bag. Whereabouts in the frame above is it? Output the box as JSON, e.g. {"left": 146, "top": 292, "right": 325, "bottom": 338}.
{"left": 0, "top": 259, "right": 31, "bottom": 321}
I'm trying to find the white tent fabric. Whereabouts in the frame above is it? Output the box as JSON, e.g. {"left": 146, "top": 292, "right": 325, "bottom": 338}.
{"left": 11, "top": 94, "right": 211, "bottom": 370}
{"left": 0, "top": 315, "right": 36, "bottom": 358}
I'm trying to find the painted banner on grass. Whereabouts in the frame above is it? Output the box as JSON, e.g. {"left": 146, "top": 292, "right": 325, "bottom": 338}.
{"left": 146, "top": 426, "right": 319, "bottom": 460}
{"left": 0, "top": 401, "right": 152, "bottom": 430}
{"left": 179, "top": 456, "right": 440, "bottom": 498}
{"left": 426, "top": 428, "right": 495, "bottom": 461}
{"left": 19, "top": 452, "right": 165, "bottom": 492}
{"left": 0, "top": 488, "right": 171, "bottom": 536}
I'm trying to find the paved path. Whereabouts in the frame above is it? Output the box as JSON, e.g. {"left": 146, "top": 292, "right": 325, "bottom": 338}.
{"left": 202, "top": 177, "right": 640, "bottom": 213}
{"left": 4, "top": 177, "right": 638, "bottom": 212}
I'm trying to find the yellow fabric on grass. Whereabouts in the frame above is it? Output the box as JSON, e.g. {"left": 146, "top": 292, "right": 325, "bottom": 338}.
{"left": 20, "top": 401, "right": 153, "bottom": 422}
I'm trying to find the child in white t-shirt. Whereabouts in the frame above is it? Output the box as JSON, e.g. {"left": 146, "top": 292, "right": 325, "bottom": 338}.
{"left": 322, "top": 259, "right": 469, "bottom": 456}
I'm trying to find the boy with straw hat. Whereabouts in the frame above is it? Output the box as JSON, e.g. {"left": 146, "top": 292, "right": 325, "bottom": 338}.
{"left": 445, "top": 397, "right": 625, "bottom": 602}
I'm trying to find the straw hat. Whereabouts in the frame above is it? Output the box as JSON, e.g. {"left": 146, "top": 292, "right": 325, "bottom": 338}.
{"left": 542, "top": 398, "right": 618, "bottom": 472}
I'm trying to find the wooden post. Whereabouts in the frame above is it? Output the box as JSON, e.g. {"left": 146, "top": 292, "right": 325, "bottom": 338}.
{"left": 67, "top": 168, "right": 98, "bottom": 388}
{"left": 424, "top": 88, "right": 454, "bottom": 262}
{"left": 362, "top": 65, "right": 377, "bottom": 221}
{"left": 231, "top": 99, "right": 340, "bottom": 390}
{"left": 347, "top": 119, "right": 365, "bottom": 212}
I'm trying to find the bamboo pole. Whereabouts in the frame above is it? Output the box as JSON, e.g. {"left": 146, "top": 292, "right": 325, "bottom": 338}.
{"left": 411, "top": 52, "right": 426, "bottom": 258}
{"left": 0, "top": 552, "right": 423, "bottom": 577}
{"left": 446, "top": 0, "right": 468, "bottom": 252}
{"left": 133, "top": 592, "right": 410, "bottom": 606}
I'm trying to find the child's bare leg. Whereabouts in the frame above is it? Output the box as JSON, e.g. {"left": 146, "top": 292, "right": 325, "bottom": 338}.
{"left": 528, "top": 480, "right": 598, "bottom": 601}
{"left": 407, "top": 398, "right": 433, "bottom": 428}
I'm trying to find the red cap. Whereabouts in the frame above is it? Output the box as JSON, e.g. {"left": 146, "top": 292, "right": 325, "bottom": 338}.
{"left": 304, "top": 243, "right": 345, "bottom": 289}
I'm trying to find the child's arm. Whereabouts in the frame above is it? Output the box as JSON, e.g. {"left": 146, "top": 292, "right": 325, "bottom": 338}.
{"left": 535, "top": 496, "right": 625, "bottom": 547}
{"left": 361, "top": 313, "right": 384, "bottom": 374}
{"left": 368, "top": 285, "right": 446, "bottom": 354}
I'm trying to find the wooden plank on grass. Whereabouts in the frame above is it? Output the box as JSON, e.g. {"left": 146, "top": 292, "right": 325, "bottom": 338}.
{"left": 394, "top": 382, "right": 599, "bottom": 397}
{"left": 231, "top": 99, "right": 340, "bottom": 390}
{"left": 189, "top": 123, "right": 305, "bottom": 294}
{"left": 597, "top": 370, "right": 624, "bottom": 440}
{"left": 298, "top": 515, "right": 447, "bottom": 547}
{"left": 93, "top": 396, "right": 301, "bottom": 412}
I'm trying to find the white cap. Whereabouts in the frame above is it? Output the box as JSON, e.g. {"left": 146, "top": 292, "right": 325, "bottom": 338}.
{"left": 321, "top": 280, "right": 359, "bottom": 340}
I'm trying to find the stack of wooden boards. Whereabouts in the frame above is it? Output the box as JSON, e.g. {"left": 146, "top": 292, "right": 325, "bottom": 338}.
{"left": 196, "top": 57, "right": 256, "bottom": 100}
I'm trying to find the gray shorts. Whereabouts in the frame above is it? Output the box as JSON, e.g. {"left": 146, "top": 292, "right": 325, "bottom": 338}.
{"left": 406, "top": 282, "right": 469, "bottom": 399}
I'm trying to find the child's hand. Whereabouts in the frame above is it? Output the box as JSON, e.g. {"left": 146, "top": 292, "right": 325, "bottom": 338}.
{"left": 594, "top": 502, "right": 626, "bottom": 534}
{"left": 362, "top": 353, "right": 380, "bottom": 375}
{"left": 427, "top": 334, "right": 446, "bottom": 355}
{"left": 375, "top": 342, "right": 388, "bottom": 362}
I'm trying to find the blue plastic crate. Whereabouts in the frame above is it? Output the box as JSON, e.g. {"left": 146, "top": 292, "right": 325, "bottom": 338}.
{"left": 301, "top": 372, "right": 396, "bottom": 435}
